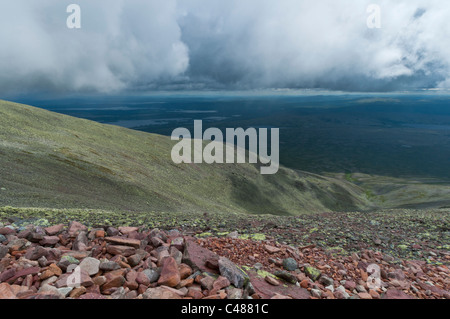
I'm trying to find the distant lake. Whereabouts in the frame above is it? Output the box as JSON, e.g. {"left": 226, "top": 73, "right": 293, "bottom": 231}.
{"left": 403, "top": 124, "right": 450, "bottom": 131}
{"left": 16, "top": 93, "right": 450, "bottom": 180}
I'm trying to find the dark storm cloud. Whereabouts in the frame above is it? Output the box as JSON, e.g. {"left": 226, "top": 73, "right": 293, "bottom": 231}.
{"left": 0, "top": 0, "right": 449, "bottom": 95}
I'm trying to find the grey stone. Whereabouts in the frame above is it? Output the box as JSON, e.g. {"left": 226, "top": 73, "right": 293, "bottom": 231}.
{"left": 227, "top": 231, "right": 239, "bottom": 239}
{"left": 319, "top": 275, "right": 334, "bottom": 287}
{"left": 325, "top": 285, "right": 334, "bottom": 292}
{"left": 99, "top": 260, "right": 120, "bottom": 271}
{"left": 111, "top": 287, "right": 127, "bottom": 299}
{"left": 0, "top": 245, "right": 8, "bottom": 259}
{"left": 106, "top": 227, "right": 119, "bottom": 237}
{"left": 143, "top": 268, "right": 160, "bottom": 283}
{"left": 218, "top": 257, "right": 249, "bottom": 289}
{"left": 227, "top": 287, "right": 243, "bottom": 299}
{"left": 72, "top": 231, "right": 88, "bottom": 251}
{"left": 273, "top": 270, "right": 298, "bottom": 284}
{"left": 311, "top": 289, "right": 322, "bottom": 298}
{"left": 57, "top": 287, "right": 73, "bottom": 297}
{"left": 282, "top": 258, "right": 298, "bottom": 271}
{"left": 38, "top": 284, "right": 63, "bottom": 299}
{"left": 25, "top": 246, "right": 49, "bottom": 260}
{"left": 254, "top": 263, "right": 263, "bottom": 270}
{"left": 79, "top": 257, "right": 100, "bottom": 276}
{"left": 356, "top": 285, "right": 367, "bottom": 293}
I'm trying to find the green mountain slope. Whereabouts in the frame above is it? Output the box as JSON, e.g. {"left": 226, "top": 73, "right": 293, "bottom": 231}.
{"left": 0, "top": 100, "right": 373, "bottom": 215}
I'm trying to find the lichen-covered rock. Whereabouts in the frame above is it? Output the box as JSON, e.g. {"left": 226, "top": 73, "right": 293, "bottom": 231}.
{"left": 304, "top": 266, "right": 321, "bottom": 281}
{"left": 218, "top": 257, "right": 249, "bottom": 289}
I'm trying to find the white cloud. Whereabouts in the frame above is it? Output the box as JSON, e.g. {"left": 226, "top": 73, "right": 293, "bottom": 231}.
{"left": 0, "top": 0, "right": 189, "bottom": 94}
{"left": 0, "top": 0, "right": 449, "bottom": 94}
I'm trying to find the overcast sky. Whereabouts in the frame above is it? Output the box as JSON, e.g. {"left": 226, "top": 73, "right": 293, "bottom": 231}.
{"left": 1, "top": 0, "right": 449, "bottom": 96}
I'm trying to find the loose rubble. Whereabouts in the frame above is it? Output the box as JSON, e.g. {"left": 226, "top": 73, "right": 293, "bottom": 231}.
{"left": 0, "top": 221, "right": 448, "bottom": 299}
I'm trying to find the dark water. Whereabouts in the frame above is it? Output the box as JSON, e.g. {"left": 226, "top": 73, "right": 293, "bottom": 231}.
{"left": 15, "top": 93, "right": 450, "bottom": 180}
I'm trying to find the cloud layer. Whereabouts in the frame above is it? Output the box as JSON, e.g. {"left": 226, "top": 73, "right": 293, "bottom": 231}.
{"left": 1, "top": 0, "right": 449, "bottom": 95}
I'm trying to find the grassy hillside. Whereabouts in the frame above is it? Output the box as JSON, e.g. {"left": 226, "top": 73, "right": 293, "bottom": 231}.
{"left": 331, "top": 173, "right": 450, "bottom": 210}
{"left": 0, "top": 100, "right": 373, "bottom": 215}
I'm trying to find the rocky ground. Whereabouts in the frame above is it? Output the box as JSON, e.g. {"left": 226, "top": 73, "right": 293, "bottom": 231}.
{"left": 0, "top": 216, "right": 449, "bottom": 299}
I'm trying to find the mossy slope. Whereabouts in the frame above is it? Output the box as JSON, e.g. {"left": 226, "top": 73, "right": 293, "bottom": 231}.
{"left": 0, "top": 100, "right": 372, "bottom": 215}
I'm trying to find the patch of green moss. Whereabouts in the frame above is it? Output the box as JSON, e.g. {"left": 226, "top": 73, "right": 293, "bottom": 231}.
{"left": 196, "top": 232, "right": 213, "bottom": 238}
{"left": 217, "top": 232, "right": 230, "bottom": 237}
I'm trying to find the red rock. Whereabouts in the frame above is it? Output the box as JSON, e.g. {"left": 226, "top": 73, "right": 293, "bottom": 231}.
{"left": 0, "top": 269, "right": 16, "bottom": 282}
{"left": 86, "top": 284, "right": 101, "bottom": 295}
{"left": 178, "top": 278, "right": 194, "bottom": 288}
{"left": 369, "top": 289, "right": 380, "bottom": 299}
{"left": 69, "top": 286, "right": 87, "bottom": 298}
{"left": 54, "top": 270, "right": 93, "bottom": 288}
{"left": 170, "top": 237, "right": 185, "bottom": 252}
{"left": 143, "top": 286, "right": 182, "bottom": 299}
{"left": 300, "top": 279, "right": 310, "bottom": 289}
{"left": 271, "top": 293, "right": 292, "bottom": 299}
{"left": 27, "top": 292, "right": 61, "bottom": 299}
{"left": 127, "top": 254, "right": 142, "bottom": 267}
{"left": 264, "top": 245, "right": 281, "bottom": 254}
{"left": 178, "top": 263, "right": 193, "bottom": 280}
{"left": 383, "top": 289, "right": 415, "bottom": 299}
{"left": 248, "top": 270, "right": 310, "bottom": 299}
{"left": 203, "top": 292, "right": 226, "bottom": 300}
{"left": 105, "top": 237, "right": 141, "bottom": 248}
{"left": 200, "top": 275, "right": 215, "bottom": 291}
{"left": 323, "top": 290, "right": 335, "bottom": 299}
{"left": 67, "top": 221, "right": 87, "bottom": 237}
{"left": 151, "top": 237, "right": 165, "bottom": 248}
{"left": 40, "top": 236, "right": 60, "bottom": 246}
{"left": 187, "top": 286, "right": 203, "bottom": 299}
{"left": 126, "top": 270, "right": 138, "bottom": 283}
{"left": 102, "top": 274, "right": 126, "bottom": 292}
{"left": 138, "top": 284, "right": 148, "bottom": 295}
{"left": 44, "top": 224, "right": 64, "bottom": 236}
{"left": 78, "top": 293, "right": 107, "bottom": 299}
{"left": 16, "top": 290, "right": 35, "bottom": 299}
{"left": 182, "top": 239, "right": 221, "bottom": 274}
{"left": 159, "top": 285, "right": 187, "bottom": 297}
{"left": 136, "top": 271, "right": 150, "bottom": 286}
{"left": 360, "top": 270, "right": 369, "bottom": 282}
{"left": 416, "top": 281, "right": 446, "bottom": 297}
{"left": 7, "top": 238, "right": 28, "bottom": 252}
{"left": 358, "top": 292, "right": 372, "bottom": 299}
{"left": 265, "top": 276, "right": 280, "bottom": 286}
{"left": 0, "top": 283, "right": 16, "bottom": 299}
{"left": 22, "top": 274, "right": 33, "bottom": 289}
{"left": 344, "top": 280, "right": 356, "bottom": 290}
{"left": 94, "top": 230, "right": 105, "bottom": 238}
{"left": 213, "top": 276, "right": 230, "bottom": 291}
{"left": 106, "top": 245, "right": 136, "bottom": 257}
{"left": 157, "top": 257, "right": 181, "bottom": 288}
{"left": 0, "top": 228, "right": 15, "bottom": 235}
{"left": 118, "top": 227, "right": 139, "bottom": 235}
{"left": 24, "top": 246, "right": 49, "bottom": 260}
{"left": 62, "top": 250, "right": 90, "bottom": 260}
{"left": 205, "top": 257, "right": 220, "bottom": 271}
{"left": 6, "top": 267, "right": 40, "bottom": 284}
{"left": 125, "top": 280, "right": 139, "bottom": 291}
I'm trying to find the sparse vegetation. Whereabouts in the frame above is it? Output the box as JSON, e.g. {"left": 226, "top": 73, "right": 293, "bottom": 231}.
{"left": 0, "top": 100, "right": 372, "bottom": 215}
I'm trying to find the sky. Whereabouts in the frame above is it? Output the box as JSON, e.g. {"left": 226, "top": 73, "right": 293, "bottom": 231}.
{"left": 1, "top": 0, "right": 450, "bottom": 96}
